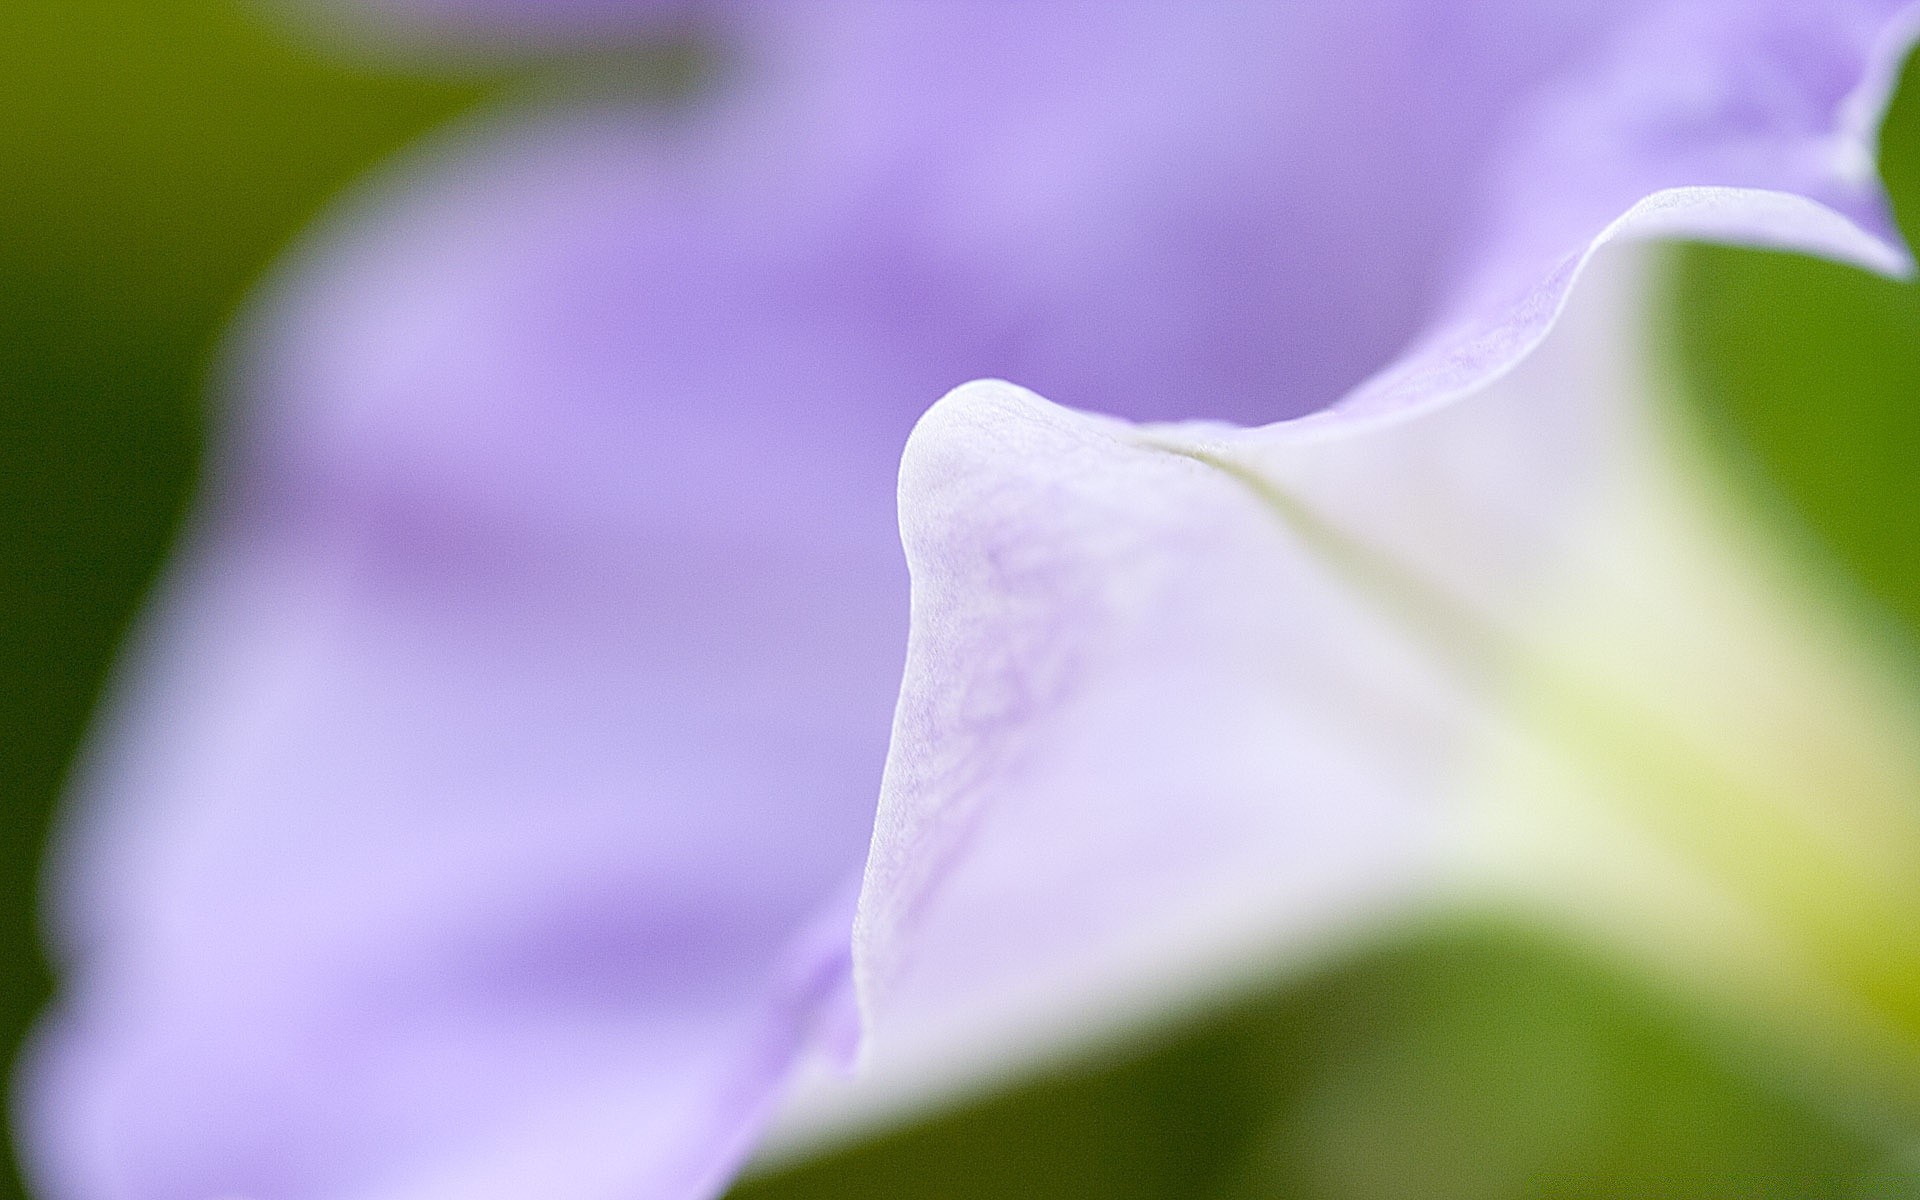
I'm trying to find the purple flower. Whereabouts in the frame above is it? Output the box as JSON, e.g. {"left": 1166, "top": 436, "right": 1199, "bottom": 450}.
{"left": 857, "top": 251, "right": 1920, "bottom": 1135}
{"left": 20, "top": 3, "right": 1920, "bottom": 1199}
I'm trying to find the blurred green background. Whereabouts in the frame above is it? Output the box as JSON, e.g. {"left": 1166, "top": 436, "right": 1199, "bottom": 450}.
{"left": 0, "top": 5, "right": 1916, "bottom": 1198}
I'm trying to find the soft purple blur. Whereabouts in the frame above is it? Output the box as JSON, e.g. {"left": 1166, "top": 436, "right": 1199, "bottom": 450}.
{"left": 19, "top": 3, "right": 1920, "bottom": 1199}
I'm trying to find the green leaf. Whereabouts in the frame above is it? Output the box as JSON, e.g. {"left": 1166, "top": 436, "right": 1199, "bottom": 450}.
{"left": 1667, "top": 49, "right": 1920, "bottom": 663}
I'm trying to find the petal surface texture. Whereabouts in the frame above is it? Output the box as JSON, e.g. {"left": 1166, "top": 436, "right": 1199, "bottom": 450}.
{"left": 21, "top": 2, "right": 1920, "bottom": 1199}
{"left": 826, "top": 252, "right": 1649, "bottom": 1138}
{"left": 834, "top": 247, "right": 1920, "bottom": 1148}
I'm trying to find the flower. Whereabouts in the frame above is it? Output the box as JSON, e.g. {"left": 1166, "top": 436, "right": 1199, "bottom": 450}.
{"left": 19, "top": 4, "right": 1920, "bottom": 1199}
{"left": 856, "top": 251, "right": 1920, "bottom": 1132}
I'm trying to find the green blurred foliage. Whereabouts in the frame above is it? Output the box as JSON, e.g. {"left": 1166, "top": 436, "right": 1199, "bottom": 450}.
{"left": 732, "top": 922, "right": 1890, "bottom": 1200}
{"left": 0, "top": 3, "right": 492, "bottom": 1195}
{"left": 0, "top": 7, "right": 1917, "bottom": 1200}
{"left": 1669, "top": 53, "right": 1920, "bottom": 662}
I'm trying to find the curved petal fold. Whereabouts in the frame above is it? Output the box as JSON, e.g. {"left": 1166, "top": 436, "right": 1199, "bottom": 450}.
{"left": 1328, "top": 0, "right": 1920, "bottom": 425}
{"left": 823, "top": 246, "right": 1920, "bottom": 1145}
{"left": 22, "top": 0, "right": 1920, "bottom": 1195}
{"left": 810, "top": 250, "right": 1652, "bottom": 1144}
{"left": 780, "top": 0, "right": 1920, "bottom": 426}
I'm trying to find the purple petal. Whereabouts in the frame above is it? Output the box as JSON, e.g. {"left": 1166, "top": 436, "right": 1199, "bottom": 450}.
{"left": 780, "top": 0, "right": 1920, "bottom": 1130}
{"left": 779, "top": 0, "right": 1917, "bottom": 425}
{"left": 303, "top": 0, "right": 1918, "bottom": 413}
{"left": 1327, "top": 0, "right": 1920, "bottom": 425}
{"left": 826, "top": 247, "right": 1862, "bottom": 1141}
{"left": 24, "top": 0, "right": 1920, "bottom": 1194}
{"left": 306, "top": 0, "right": 1920, "bottom": 423}
{"left": 21, "top": 106, "right": 917, "bottom": 1200}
